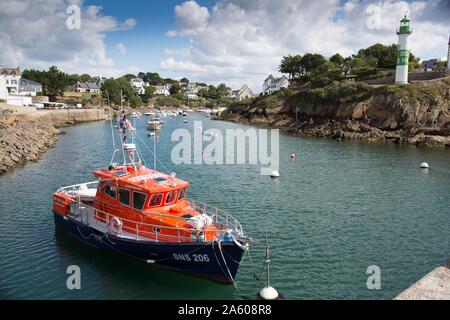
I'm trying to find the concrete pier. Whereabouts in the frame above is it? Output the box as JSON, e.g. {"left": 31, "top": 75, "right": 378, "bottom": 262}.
{"left": 394, "top": 260, "right": 450, "bottom": 300}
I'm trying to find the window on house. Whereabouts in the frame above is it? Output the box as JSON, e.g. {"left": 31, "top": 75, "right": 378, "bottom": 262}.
{"left": 105, "top": 184, "right": 117, "bottom": 199}
{"left": 119, "top": 188, "right": 130, "bottom": 206}
{"left": 133, "top": 192, "right": 147, "bottom": 210}
{"left": 165, "top": 190, "right": 178, "bottom": 204}
{"left": 149, "top": 193, "right": 163, "bottom": 207}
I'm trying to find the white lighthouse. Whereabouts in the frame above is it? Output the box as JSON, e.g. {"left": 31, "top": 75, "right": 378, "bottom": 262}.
{"left": 395, "top": 15, "right": 413, "bottom": 84}
{"left": 447, "top": 35, "right": 450, "bottom": 71}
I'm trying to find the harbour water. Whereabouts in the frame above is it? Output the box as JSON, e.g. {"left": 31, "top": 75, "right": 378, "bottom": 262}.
{"left": 0, "top": 112, "right": 449, "bottom": 299}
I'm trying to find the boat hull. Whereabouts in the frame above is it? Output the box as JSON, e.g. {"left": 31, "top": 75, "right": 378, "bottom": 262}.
{"left": 53, "top": 213, "right": 245, "bottom": 284}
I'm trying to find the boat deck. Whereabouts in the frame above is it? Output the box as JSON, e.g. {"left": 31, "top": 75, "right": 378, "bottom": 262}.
{"left": 68, "top": 204, "right": 146, "bottom": 241}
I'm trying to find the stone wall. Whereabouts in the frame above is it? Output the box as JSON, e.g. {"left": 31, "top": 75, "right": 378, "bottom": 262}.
{"left": 363, "top": 71, "right": 448, "bottom": 85}
{"left": 17, "top": 108, "right": 106, "bottom": 127}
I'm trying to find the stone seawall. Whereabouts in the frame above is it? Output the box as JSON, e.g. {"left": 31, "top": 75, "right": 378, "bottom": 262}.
{"left": 17, "top": 108, "right": 106, "bottom": 128}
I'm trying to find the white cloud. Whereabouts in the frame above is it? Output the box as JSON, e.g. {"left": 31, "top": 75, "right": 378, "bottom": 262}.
{"left": 117, "top": 42, "right": 126, "bottom": 55}
{"left": 161, "top": 57, "right": 207, "bottom": 73}
{"left": 0, "top": 0, "right": 136, "bottom": 76}
{"left": 175, "top": 1, "right": 209, "bottom": 30}
{"left": 163, "top": 0, "right": 450, "bottom": 91}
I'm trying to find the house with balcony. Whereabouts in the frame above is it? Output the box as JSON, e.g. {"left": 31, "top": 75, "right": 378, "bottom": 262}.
{"left": 262, "top": 74, "right": 289, "bottom": 95}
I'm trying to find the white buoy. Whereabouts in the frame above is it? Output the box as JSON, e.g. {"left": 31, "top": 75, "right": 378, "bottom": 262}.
{"left": 258, "top": 233, "right": 281, "bottom": 300}
{"left": 259, "top": 286, "right": 279, "bottom": 300}
{"left": 419, "top": 162, "right": 429, "bottom": 169}
{"left": 270, "top": 170, "right": 280, "bottom": 178}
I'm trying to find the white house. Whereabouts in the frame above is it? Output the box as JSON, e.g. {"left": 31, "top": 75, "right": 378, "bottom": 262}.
{"left": 263, "top": 74, "right": 289, "bottom": 95}
{"left": 1, "top": 67, "right": 21, "bottom": 94}
{"left": 18, "top": 79, "right": 42, "bottom": 96}
{"left": 186, "top": 91, "right": 198, "bottom": 100}
{"left": 0, "top": 76, "right": 8, "bottom": 100}
{"left": 186, "top": 83, "right": 200, "bottom": 94}
{"left": 0, "top": 67, "right": 43, "bottom": 106}
{"left": 231, "top": 85, "right": 255, "bottom": 101}
{"left": 155, "top": 84, "right": 171, "bottom": 96}
{"left": 129, "top": 78, "right": 146, "bottom": 95}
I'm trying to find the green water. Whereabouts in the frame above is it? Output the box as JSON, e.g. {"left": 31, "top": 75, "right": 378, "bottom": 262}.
{"left": 0, "top": 112, "right": 449, "bottom": 299}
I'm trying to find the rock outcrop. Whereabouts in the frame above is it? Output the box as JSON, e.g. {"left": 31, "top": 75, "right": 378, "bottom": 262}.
{"left": 0, "top": 116, "right": 59, "bottom": 175}
{"left": 218, "top": 78, "right": 450, "bottom": 147}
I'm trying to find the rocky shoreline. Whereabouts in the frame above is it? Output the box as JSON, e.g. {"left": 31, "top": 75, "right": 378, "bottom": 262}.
{"left": 0, "top": 116, "right": 59, "bottom": 174}
{"left": 0, "top": 108, "right": 107, "bottom": 175}
{"left": 217, "top": 78, "right": 450, "bottom": 147}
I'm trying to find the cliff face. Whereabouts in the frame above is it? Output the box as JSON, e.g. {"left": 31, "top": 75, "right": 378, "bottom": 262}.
{"left": 219, "top": 78, "right": 450, "bottom": 147}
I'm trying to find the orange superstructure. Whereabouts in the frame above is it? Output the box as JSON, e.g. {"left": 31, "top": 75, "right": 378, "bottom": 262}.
{"left": 54, "top": 164, "right": 227, "bottom": 243}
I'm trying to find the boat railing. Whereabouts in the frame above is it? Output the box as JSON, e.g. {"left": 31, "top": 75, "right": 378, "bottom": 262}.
{"left": 187, "top": 198, "right": 243, "bottom": 236}
{"left": 57, "top": 182, "right": 245, "bottom": 241}
{"left": 57, "top": 181, "right": 99, "bottom": 196}
{"left": 71, "top": 201, "right": 239, "bottom": 243}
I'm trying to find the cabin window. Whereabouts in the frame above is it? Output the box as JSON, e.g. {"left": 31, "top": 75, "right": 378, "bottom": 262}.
{"left": 133, "top": 192, "right": 147, "bottom": 211}
{"left": 149, "top": 193, "right": 163, "bottom": 207}
{"left": 119, "top": 188, "right": 130, "bottom": 206}
{"left": 165, "top": 190, "right": 178, "bottom": 204}
{"left": 178, "top": 188, "right": 186, "bottom": 200}
{"left": 105, "top": 184, "right": 116, "bottom": 199}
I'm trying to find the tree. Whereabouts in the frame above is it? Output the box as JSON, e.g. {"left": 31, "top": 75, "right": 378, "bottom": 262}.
{"left": 300, "top": 53, "right": 327, "bottom": 76}
{"left": 170, "top": 82, "right": 181, "bottom": 95}
{"left": 80, "top": 74, "right": 91, "bottom": 82}
{"left": 437, "top": 60, "right": 447, "bottom": 70}
{"left": 216, "top": 83, "right": 230, "bottom": 98}
{"left": 67, "top": 74, "right": 81, "bottom": 85}
{"left": 122, "top": 74, "right": 136, "bottom": 81}
{"left": 180, "top": 77, "right": 189, "bottom": 84}
{"left": 145, "top": 86, "right": 156, "bottom": 97}
{"left": 143, "top": 72, "right": 163, "bottom": 85}
{"left": 45, "top": 66, "right": 68, "bottom": 100}
{"left": 330, "top": 53, "right": 344, "bottom": 67}
{"left": 409, "top": 53, "right": 421, "bottom": 71}
{"left": 128, "top": 94, "right": 142, "bottom": 108}
{"left": 357, "top": 43, "right": 397, "bottom": 69}
{"left": 279, "top": 54, "right": 302, "bottom": 84}
{"left": 101, "top": 77, "right": 142, "bottom": 108}
{"left": 140, "top": 86, "right": 156, "bottom": 104}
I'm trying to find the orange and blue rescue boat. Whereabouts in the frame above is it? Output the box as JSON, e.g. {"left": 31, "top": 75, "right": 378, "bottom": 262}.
{"left": 53, "top": 127, "right": 252, "bottom": 284}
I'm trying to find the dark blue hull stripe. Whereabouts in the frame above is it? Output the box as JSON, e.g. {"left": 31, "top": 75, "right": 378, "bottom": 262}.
{"left": 53, "top": 213, "right": 244, "bottom": 284}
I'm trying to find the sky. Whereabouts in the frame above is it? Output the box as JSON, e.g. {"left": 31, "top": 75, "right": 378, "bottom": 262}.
{"left": 0, "top": 0, "right": 449, "bottom": 92}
